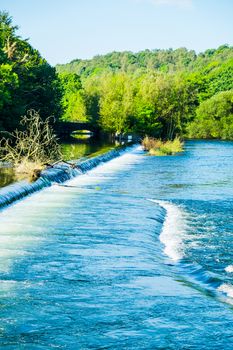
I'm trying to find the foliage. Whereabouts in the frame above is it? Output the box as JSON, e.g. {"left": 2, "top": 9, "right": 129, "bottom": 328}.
{"left": 56, "top": 44, "right": 233, "bottom": 140}
{"left": 98, "top": 73, "right": 134, "bottom": 134}
{"left": 0, "top": 11, "right": 62, "bottom": 131}
{"left": 187, "top": 90, "right": 233, "bottom": 140}
{"left": 83, "top": 76, "right": 101, "bottom": 129}
{"left": 0, "top": 110, "right": 62, "bottom": 175}
{"left": 59, "top": 73, "right": 87, "bottom": 122}
{"left": 142, "top": 136, "right": 162, "bottom": 150}
{"left": 0, "top": 63, "right": 18, "bottom": 116}
{"left": 57, "top": 46, "right": 233, "bottom": 78}
{"left": 136, "top": 73, "right": 198, "bottom": 139}
{"left": 152, "top": 138, "right": 183, "bottom": 155}
{"left": 142, "top": 136, "right": 183, "bottom": 156}
{"left": 72, "top": 71, "right": 198, "bottom": 139}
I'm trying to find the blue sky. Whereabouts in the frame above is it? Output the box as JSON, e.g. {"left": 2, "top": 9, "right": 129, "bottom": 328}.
{"left": 1, "top": 0, "right": 232, "bottom": 65}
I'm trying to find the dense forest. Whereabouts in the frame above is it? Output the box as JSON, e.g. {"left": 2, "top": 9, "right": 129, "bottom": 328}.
{"left": 0, "top": 11, "right": 233, "bottom": 140}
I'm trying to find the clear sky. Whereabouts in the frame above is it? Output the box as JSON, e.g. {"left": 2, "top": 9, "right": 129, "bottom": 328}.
{"left": 1, "top": 0, "right": 232, "bottom": 66}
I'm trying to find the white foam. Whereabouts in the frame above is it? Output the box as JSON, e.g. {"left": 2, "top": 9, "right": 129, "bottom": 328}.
{"left": 148, "top": 199, "right": 187, "bottom": 261}
{"left": 218, "top": 283, "right": 233, "bottom": 298}
{"left": 225, "top": 265, "right": 233, "bottom": 273}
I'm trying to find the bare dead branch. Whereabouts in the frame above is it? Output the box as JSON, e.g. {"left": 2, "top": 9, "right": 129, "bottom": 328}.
{"left": 0, "top": 110, "right": 62, "bottom": 175}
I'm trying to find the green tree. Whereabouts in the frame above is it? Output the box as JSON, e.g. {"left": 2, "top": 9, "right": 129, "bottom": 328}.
{"left": 59, "top": 73, "right": 87, "bottom": 122}
{"left": 132, "top": 73, "right": 198, "bottom": 139}
{"left": 187, "top": 90, "right": 233, "bottom": 139}
{"left": 0, "top": 64, "right": 18, "bottom": 129}
{"left": 99, "top": 73, "right": 134, "bottom": 135}
{"left": 0, "top": 11, "right": 62, "bottom": 131}
{"left": 132, "top": 73, "right": 162, "bottom": 136}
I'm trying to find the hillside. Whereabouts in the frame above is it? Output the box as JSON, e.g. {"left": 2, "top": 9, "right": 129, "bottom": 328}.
{"left": 56, "top": 45, "right": 233, "bottom": 78}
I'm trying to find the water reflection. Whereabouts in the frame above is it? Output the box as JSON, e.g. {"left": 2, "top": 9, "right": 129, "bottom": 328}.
{"left": 61, "top": 136, "right": 115, "bottom": 160}
{"left": 0, "top": 167, "right": 16, "bottom": 188}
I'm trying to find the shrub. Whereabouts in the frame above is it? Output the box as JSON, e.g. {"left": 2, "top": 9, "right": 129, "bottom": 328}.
{"left": 142, "top": 136, "right": 162, "bottom": 151}
{"left": 142, "top": 136, "right": 183, "bottom": 156}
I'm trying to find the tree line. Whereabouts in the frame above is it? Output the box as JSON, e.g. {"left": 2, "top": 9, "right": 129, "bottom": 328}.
{"left": 0, "top": 11, "right": 233, "bottom": 140}
{"left": 58, "top": 47, "right": 233, "bottom": 140}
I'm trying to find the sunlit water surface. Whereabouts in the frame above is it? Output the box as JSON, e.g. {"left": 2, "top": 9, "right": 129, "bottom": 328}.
{"left": 0, "top": 140, "right": 233, "bottom": 349}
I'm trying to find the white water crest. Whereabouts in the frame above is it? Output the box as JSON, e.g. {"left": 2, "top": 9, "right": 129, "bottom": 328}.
{"left": 218, "top": 283, "right": 233, "bottom": 299}
{"left": 66, "top": 145, "right": 143, "bottom": 188}
{"left": 225, "top": 265, "right": 233, "bottom": 273}
{"left": 148, "top": 199, "right": 187, "bottom": 261}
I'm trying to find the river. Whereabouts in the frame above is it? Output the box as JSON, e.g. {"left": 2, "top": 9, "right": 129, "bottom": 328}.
{"left": 0, "top": 140, "right": 233, "bottom": 349}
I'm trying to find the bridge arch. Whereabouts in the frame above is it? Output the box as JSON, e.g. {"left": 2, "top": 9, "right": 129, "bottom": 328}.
{"left": 56, "top": 121, "right": 97, "bottom": 137}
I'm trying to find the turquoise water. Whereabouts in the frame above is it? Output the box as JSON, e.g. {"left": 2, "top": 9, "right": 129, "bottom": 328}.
{"left": 0, "top": 140, "right": 233, "bottom": 349}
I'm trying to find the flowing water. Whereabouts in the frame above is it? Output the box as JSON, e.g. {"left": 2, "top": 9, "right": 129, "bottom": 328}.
{"left": 0, "top": 140, "right": 233, "bottom": 349}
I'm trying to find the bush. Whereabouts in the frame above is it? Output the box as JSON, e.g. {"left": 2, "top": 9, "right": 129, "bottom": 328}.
{"left": 142, "top": 136, "right": 162, "bottom": 151}
{"left": 142, "top": 136, "right": 183, "bottom": 156}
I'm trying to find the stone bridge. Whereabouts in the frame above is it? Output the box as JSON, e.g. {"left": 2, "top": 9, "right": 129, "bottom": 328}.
{"left": 56, "top": 121, "right": 97, "bottom": 137}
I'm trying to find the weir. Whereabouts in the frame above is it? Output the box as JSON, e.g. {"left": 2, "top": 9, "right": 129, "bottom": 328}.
{"left": 0, "top": 147, "right": 125, "bottom": 210}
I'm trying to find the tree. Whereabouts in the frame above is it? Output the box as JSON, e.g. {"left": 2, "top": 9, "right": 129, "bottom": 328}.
{"left": 99, "top": 73, "right": 134, "bottom": 135}
{"left": 56, "top": 44, "right": 233, "bottom": 140}
{"left": 132, "top": 73, "right": 162, "bottom": 136}
{"left": 59, "top": 73, "right": 87, "bottom": 122}
{"left": 187, "top": 90, "right": 233, "bottom": 139}
{"left": 0, "top": 11, "right": 62, "bottom": 131}
{"left": 132, "top": 73, "right": 198, "bottom": 139}
{"left": 0, "top": 64, "right": 18, "bottom": 129}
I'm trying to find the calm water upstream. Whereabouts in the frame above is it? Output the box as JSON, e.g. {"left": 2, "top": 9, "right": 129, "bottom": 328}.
{"left": 0, "top": 140, "right": 233, "bottom": 349}
{"left": 0, "top": 137, "right": 115, "bottom": 188}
